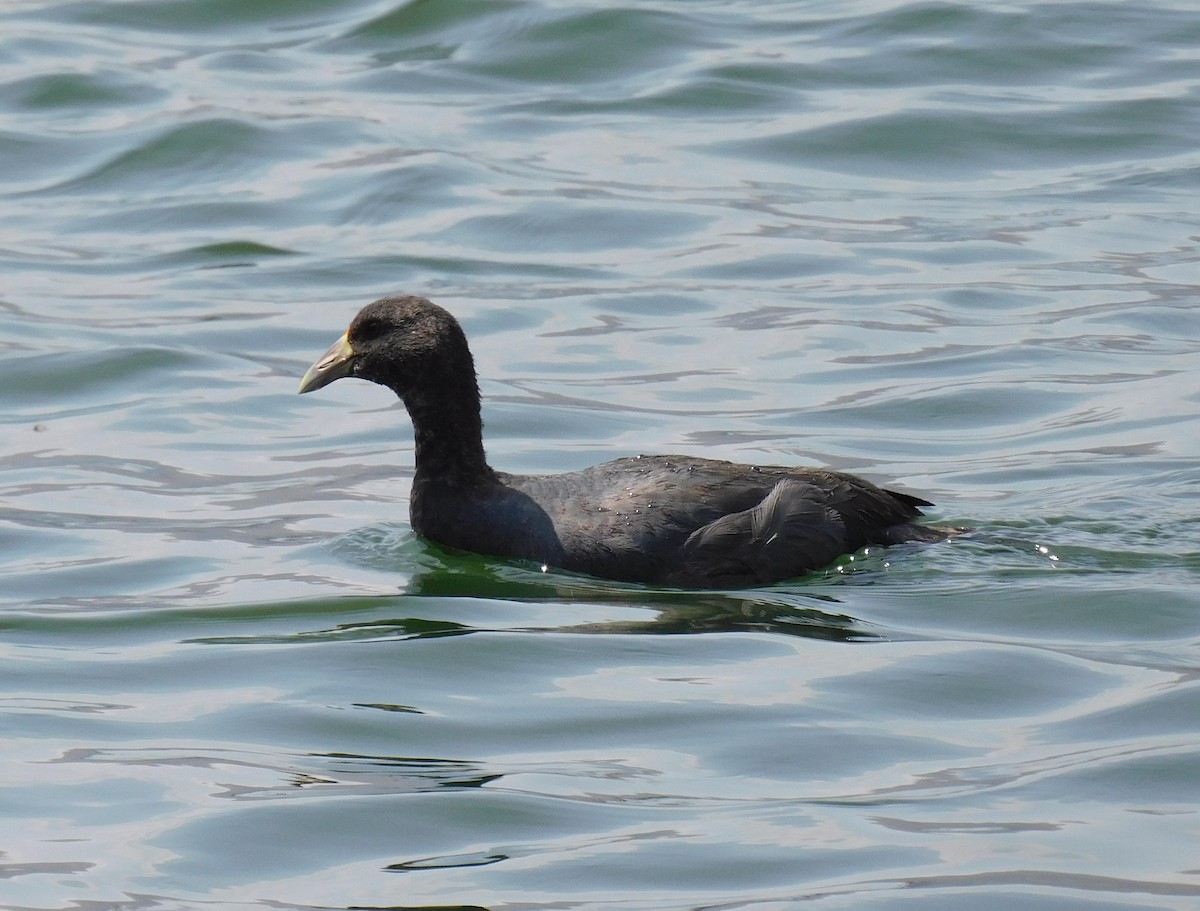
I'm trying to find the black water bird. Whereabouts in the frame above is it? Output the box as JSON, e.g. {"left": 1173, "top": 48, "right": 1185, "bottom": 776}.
{"left": 299, "top": 296, "right": 947, "bottom": 587}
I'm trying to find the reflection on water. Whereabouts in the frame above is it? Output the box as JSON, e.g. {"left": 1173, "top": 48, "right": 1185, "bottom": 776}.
{"left": 2, "top": 0, "right": 1199, "bottom": 907}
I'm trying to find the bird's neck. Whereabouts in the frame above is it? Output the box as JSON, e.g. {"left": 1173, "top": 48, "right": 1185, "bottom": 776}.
{"left": 401, "top": 374, "right": 495, "bottom": 485}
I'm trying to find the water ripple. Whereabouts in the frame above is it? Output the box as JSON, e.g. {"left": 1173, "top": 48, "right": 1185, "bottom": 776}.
{"left": 1, "top": 0, "right": 1199, "bottom": 907}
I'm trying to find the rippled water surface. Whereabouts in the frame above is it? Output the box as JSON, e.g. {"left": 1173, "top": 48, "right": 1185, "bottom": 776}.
{"left": 2, "top": 1, "right": 1199, "bottom": 908}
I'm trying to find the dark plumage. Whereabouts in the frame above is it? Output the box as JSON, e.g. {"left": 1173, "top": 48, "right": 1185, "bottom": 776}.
{"left": 299, "top": 296, "right": 947, "bottom": 588}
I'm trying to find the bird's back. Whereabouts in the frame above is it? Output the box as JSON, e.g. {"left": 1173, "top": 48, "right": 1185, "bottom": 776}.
{"left": 483, "top": 455, "right": 934, "bottom": 586}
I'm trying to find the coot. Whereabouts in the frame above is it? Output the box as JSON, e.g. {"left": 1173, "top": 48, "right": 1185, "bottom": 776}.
{"left": 299, "top": 296, "right": 946, "bottom": 587}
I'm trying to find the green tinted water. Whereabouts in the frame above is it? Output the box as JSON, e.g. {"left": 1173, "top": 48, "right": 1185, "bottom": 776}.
{"left": 2, "top": 1, "right": 1199, "bottom": 909}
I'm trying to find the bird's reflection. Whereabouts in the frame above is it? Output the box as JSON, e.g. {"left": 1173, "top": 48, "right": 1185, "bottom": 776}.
{"left": 389, "top": 550, "right": 872, "bottom": 641}
{"left": 315, "top": 522, "right": 882, "bottom": 643}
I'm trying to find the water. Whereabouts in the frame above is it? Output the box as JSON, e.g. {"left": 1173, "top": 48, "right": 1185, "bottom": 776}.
{"left": 2, "top": 0, "right": 1199, "bottom": 908}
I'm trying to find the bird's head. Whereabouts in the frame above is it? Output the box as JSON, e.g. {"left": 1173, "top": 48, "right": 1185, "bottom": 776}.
{"left": 298, "top": 295, "right": 469, "bottom": 398}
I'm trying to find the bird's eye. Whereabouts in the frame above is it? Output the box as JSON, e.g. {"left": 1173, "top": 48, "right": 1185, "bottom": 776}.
{"left": 351, "top": 317, "right": 385, "bottom": 342}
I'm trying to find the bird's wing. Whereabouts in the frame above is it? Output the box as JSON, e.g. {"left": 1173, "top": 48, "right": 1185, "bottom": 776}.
{"left": 673, "top": 479, "right": 850, "bottom": 586}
